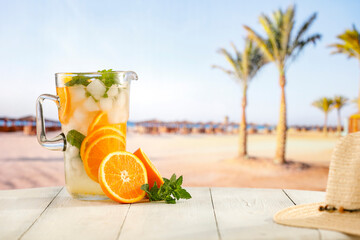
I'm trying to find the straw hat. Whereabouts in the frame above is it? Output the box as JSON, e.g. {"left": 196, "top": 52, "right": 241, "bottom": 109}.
{"left": 274, "top": 132, "right": 360, "bottom": 236}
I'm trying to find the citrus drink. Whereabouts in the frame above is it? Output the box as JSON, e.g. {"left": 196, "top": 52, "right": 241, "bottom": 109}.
{"left": 56, "top": 75, "right": 130, "bottom": 199}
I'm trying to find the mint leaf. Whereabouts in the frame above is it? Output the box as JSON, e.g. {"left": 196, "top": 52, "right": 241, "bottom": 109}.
{"left": 140, "top": 184, "right": 151, "bottom": 196}
{"left": 163, "top": 178, "right": 170, "bottom": 185}
{"left": 178, "top": 188, "right": 192, "bottom": 199}
{"left": 170, "top": 174, "right": 176, "bottom": 183}
{"left": 149, "top": 182, "right": 161, "bottom": 201}
{"left": 65, "top": 75, "right": 91, "bottom": 87}
{"left": 176, "top": 176, "right": 183, "bottom": 187}
{"left": 66, "top": 130, "right": 85, "bottom": 149}
{"left": 173, "top": 189, "right": 181, "bottom": 200}
{"left": 141, "top": 174, "right": 191, "bottom": 204}
{"left": 165, "top": 196, "right": 176, "bottom": 204}
{"left": 98, "top": 69, "right": 118, "bottom": 87}
{"left": 64, "top": 70, "right": 117, "bottom": 88}
{"left": 140, "top": 183, "right": 149, "bottom": 192}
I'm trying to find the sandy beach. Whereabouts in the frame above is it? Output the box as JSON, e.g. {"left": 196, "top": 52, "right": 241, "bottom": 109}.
{"left": 0, "top": 132, "right": 337, "bottom": 191}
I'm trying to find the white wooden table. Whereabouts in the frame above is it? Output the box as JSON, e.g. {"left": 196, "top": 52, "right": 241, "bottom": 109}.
{"left": 0, "top": 187, "right": 359, "bottom": 240}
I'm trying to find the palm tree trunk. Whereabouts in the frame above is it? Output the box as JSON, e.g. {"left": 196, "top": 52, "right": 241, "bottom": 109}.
{"left": 323, "top": 112, "right": 328, "bottom": 135}
{"left": 337, "top": 109, "right": 341, "bottom": 135}
{"left": 274, "top": 72, "right": 287, "bottom": 164}
{"left": 239, "top": 85, "right": 248, "bottom": 158}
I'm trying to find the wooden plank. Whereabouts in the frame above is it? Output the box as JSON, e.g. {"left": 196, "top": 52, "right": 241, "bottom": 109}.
{"left": 118, "top": 187, "right": 219, "bottom": 240}
{"left": 21, "top": 187, "right": 129, "bottom": 240}
{"left": 283, "top": 189, "right": 325, "bottom": 205}
{"left": 284, "top": 189, "right": 360, "bottom": 240}
{"left": 211, "top": 187, "right": 320, "bottom": 239}
{"left": 0, "top": 187, "right": 62, "bottom": 240}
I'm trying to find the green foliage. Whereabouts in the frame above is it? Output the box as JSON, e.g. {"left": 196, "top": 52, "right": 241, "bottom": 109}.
{"left": 212, "top": 39, "right": 267, "bottom": 87}
{"left": 329, "top": 25, "right": 360, "bottom": 60}
{"left": 312, "top": 97, "right": 334, "bottom": 113}
{"left": 66, "top": 130, "right": 85, "bottom": 149}
{"left": 332, "top": 96, "right": 349, "bottom": 110}
{"left": 244, "top": 5, "right": 321, "bottom": 71}
{"left": 97, "top": 69, "right": 118, "bottom": 87}
{"left": 65, "top": 74, "right": 91, "bottom": 87}
{"left": 141, "top": 174, "right": 192, "bottom": 204}
{"left": 65, "top": 69, "right": 118, "bottom": 88}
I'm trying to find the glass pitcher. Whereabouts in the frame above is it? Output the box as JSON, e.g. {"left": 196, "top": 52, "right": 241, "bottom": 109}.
{"left": 36, "top": 71, "right": 138, "bottom": 200}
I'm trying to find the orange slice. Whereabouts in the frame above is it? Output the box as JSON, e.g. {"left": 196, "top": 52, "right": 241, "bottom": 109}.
{"left": 88, "top": 112, "right": 108, "bottom": 134}
{"left": 133, "top": 148, "right": 164, "bottom": 188}
{"left": 80, "top": 126, "right": 126, "bottom": 160}
{"left": 99, "top": 151, "right": 147, "bottom": 203}
{"left": 62, "top": 74, "right": 73, "bottom": 84}
{"left": 88, "top": 112, "right": 127, "bottom": 137}
{"left": 56, "top": 87, "right": 71, "bottom": 124}
{"left": 83, "top": 135, "right": 126, "bottom": 182}
{"left": 112, "top": 122, "right": 127, "bottom": 138}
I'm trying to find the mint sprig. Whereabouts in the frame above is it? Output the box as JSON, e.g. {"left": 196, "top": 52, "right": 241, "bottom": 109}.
{"left": 64, "top": 69, "right": 118, "bottom": 89}
{"left": 98, "top": 69, "right": 118, "bottom": 87}
{"left": 141, "top": 174, "right": 192, "bottom": 204}
{"left": 65, "top": 74, "right": 91, "bottom": 87}
{"left": 66, "top": 130, "right": 85, "bottom": 149}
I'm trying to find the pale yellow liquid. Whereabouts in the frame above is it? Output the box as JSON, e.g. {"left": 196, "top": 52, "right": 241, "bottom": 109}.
{"left": 57, "top": 85, "right": 129, "bottom": 199}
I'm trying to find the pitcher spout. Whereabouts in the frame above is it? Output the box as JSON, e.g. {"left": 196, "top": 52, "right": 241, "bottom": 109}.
{"left": 124, "top": 71, "right": 138, "bottom": 82}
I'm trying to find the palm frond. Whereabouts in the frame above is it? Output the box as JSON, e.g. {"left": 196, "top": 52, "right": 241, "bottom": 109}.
{"left": 312, "top": 97, "right": 334, "bottom": 113}
{"left": 217, "top": 48, "right": 242, "bottom": 79}
{"left": 247, "top": 43, "right": 268, "bottom": 79}
{"left": 290, "top": 33, "right": 321, "bottom": 63}
{"left": 272, "top": 9, "right": 283, "bottom": 28}
{"left": 332, "top": 95, "right": 349, "bottom": 110}
{"left": 211, "top": 65, "right": 234, "bottom": 77}
{"left": 244, "top": 5, "right": 321, "bottom": 73}
{"left": 329, "top": 25, "right": 360, "bottom": 60}
{"left": 241, "top": 41, "right": 250, "bottom": 78}
{"left": 212, "top": 39, "right": 267, "bottom": 87}
{"left": 243, "top": 25, "right": 275, "bottom": 62}
{"left": 259, "top": 14, "right": 280, "bottom": 62}
{"left": 280, "top": 5, "right": 295, "bottom": 61}
{"left": 291, "top": 12, "right": 318, "bottom": 53}
{"left": 230, "top": 42, "right": 242, "bottom": 63}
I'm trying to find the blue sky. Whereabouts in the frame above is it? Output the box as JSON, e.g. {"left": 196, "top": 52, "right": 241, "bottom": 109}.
{"left": 0, "top": 0, "right": 359, "bottom": 126}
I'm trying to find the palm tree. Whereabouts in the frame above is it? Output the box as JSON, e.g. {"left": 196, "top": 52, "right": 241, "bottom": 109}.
{"left": 329, "top": 25, "right": 360, "bottom": 112}
{"left": 212, "top": 39, "right": 267, "bottom": 158}
{"left": 312, "top": 97, "right": 334, "bottom": 134}
{"left": 332, "top": 96, "right": 348, "bottom": 134}
{"left": 244, "top": 5, "right": 321, "bottom": 164}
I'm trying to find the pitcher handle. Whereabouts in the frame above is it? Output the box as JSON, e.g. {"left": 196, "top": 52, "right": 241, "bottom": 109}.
{"left": 36, "top": 94, "right": 66, "bottom": 151}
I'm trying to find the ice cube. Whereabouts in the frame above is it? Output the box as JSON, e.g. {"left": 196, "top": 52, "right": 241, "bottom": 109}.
{"left": 61, "top": 122, "right": 76, "bottom": 135}
{"left": 108, "top": 90, "right": 129, "bottom": 123}
{"left": 116, "top": 89, "right": 129, "bottom": 109}
{"left": 107, "top": 85, "right": 119, "bottom": 97}
{"left": 71, "top": 156, "right": 85, "bottom": 176}
{"left": 108, "top": 105, "right": 129, "bottom": 123}
{"left": 108, "top": 110, "right": 127, "bottom": 124}
{"left": 67, "top": 145, "right": 80, "bottom": 158}
{"left": 73, "top": 108, "right": 86, "bottom": 122}
{"left": 69, "top": 86, "right": 86, "bottom": 102}
{"left": 75, "top": 111, "right": 99, "bottom": 135}
{"left": 86, "top": 79, "right": 106, "bottom": 100}
{"left": 100, "top": 97, "right": 113, "bottom": 111}
{"left": 77, "top": 123, "right": 88, "bottom": 136}
{"left": 83, "top": 97, "right": 100, "bottom": 112}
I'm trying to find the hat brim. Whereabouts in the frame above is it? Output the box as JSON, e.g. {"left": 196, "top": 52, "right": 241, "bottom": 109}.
{"left": 274, "top": 202, "right": 360, "bottom": 236}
